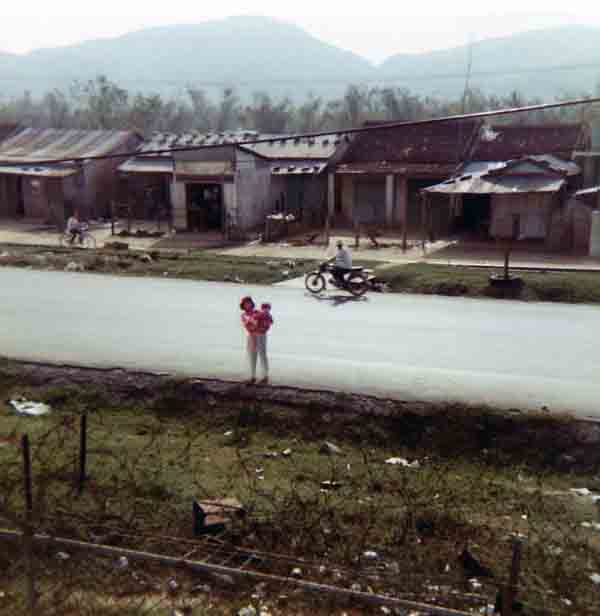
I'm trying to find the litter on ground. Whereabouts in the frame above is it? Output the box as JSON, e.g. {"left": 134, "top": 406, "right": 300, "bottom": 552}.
{"left": 569, "top": 488, "right": 600, "bottom": 503}
{"left": 385, "top": 457, "right": 420, "bottom": 468}
{"left": 9, "top": 398, "right": 51, "bottom": 416}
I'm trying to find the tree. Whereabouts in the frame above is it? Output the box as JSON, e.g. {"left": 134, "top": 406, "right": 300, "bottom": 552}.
{"left": 186, "top": 88, "right": 215, "bottom": 131}
{"left": 129, "top": 94, "right": 167, "bottom": 135}
{"left": 42, "top": 90, "right": 71, "bottom": 128}
{"left": 295, "top": 94, "right": 323, "bottom": 132}
{"left": 342, "top": 85, "right": 368, "bottom": 127}
{"left": 216, "top": 88, "right": 241, "bottom": 132}
{"left": 70, "top": 75, "right": 129, "bottom": 129}
{"left": 242, "top": 92, "right": 292, "bottom": 133}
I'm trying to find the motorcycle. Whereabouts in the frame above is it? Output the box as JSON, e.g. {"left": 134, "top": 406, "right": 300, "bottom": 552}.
{"left": 304, "top": 261, "right": 371, "bottom": 297}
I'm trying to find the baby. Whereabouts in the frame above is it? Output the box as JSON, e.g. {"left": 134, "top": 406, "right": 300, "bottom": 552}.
{"left": 256, "top": 302, "right": 273, "bottom": 334}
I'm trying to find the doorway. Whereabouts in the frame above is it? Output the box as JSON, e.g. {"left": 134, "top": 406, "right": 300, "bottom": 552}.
{"left": 455, "top": 194, "right": 491, "bottom": 237}
{"left": 354, "top": 178, "right": 386, "bottom": 225}
{"left": 186, "top": 183, "right": 223, "bottom": 231}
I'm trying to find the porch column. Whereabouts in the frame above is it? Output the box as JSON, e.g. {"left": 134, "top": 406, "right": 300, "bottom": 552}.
{"left": 0, "top": 177, "right": 6, "bottom": 215}
{"left": 421, "top": 193, "right": 429, "bottom": 252}
{"left": 396, "top": 176, "right": 408, "bottom": 225}
{"left": 171, "top": 178, "right": 187, "bottom": 231}
{"left": 584, "top": 157, "right": 596, "bottom": 188}
{"left": 327, "top": 172, "right": 335, "bottom": 219}
{"left": 385, "top": 174, "right": 395, "bottom": 226}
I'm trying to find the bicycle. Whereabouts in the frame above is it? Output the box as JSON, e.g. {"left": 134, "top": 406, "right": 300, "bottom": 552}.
{"left": 59, "top": 224, "right": 97, "bottom": 249}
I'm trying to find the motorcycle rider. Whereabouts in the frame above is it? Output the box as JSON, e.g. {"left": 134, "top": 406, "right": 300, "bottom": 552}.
{"left": 329, "top": 240, "right": 352, "bottom": 286}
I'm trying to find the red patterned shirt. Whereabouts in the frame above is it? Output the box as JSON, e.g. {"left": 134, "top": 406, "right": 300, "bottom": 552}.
{"left": 241, "top": 310, "right": 259, "bottom": 334}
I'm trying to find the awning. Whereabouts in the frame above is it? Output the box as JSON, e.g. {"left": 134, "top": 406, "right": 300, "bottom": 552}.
{"left": 118, "top": 158, "right": 173, "bottom": 175}
{"left": 335, "top": 162, "right": 458, "bottom": 176}
{"left": 174, "top": 161, "right": 234, "bottom": 180}
{"left": 0, "top": 164, "right": 78, "bottom": 178}
{"left": 423, "top": 174, "right": 565, "bottom": 195}
{"left": 271, "top": 162, "right": 327, "bottom": 175}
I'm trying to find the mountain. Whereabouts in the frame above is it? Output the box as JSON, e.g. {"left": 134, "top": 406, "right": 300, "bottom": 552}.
{"left": 379, "top": 25, "right": 600, "bottom": 99}
{"left": 0, "top": 19, "right": 600, "bottom": 102}
{"left": 0, "top": 16, "right": 374, "bottom": 101}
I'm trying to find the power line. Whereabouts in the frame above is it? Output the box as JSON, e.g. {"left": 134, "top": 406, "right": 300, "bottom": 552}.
{"left": 4, "top": 94, "right": 599, "bottom": 167}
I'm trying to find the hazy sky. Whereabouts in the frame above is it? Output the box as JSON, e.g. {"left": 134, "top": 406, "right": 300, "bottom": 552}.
{"left": 3, "top": 5, "right": 599, "bottom": 62}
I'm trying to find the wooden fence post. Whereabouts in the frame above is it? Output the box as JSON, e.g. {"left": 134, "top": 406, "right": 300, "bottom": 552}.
{"left": 21, "top": 434, "right": 36, "bottom": 613}
{"left": 420, "top": 194, "right": 427, "bottom": 253}
{"left": 78, "top": 412, "right": 88, "bottom": 495}
{"left": 22, "top": 435, "right": 32, "bottom": 513}
{"left": 502, "top": 538, "right": 523, "bottom": 616}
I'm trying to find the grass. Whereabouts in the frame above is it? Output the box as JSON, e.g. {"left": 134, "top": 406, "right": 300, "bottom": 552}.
{"left": 0, "top": 243, "right": 319, "bottom": 285}
{"left": 0, "top": 368, "right": 599, "bottom": 615}
{"left": 377, "top": 263, "right": 600, "bottom": 304}
{"left": 4, "top": 242, "right": 600, "bottom": 307}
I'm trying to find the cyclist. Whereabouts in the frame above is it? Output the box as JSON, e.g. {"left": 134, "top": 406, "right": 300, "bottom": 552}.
{"left": 66, "top": 210, "right": 84, "bottom": 244}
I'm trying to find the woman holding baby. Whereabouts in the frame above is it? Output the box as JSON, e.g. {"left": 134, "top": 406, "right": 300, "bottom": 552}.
{"left": 240, "top": 296, "right": 273, "bottom": 384}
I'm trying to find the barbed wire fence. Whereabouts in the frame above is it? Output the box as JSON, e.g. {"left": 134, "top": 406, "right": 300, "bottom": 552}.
{"left": 1, "top": 395, "right": 599, "bottom": 616}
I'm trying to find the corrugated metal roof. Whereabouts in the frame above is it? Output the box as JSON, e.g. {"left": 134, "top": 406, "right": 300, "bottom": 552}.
{"left": 134, "top": 131, "right": 335, "bottom": 161}
{"left": 459, "top": 156, "right": 580, "bottom": 178}
{"left": 528, "top": 154, "right": 580, "bottom": 176}
{"left": 118, "top": 158, "right": 173, "bottom": 174}
{"left": 242, "top": 136, "right": 335, "bottom": 160}
{"left": 174, "top": 161, "right": 233, "bottom": 177}
{"left": 424, "top": 174, "right": 565, "bottom": 195}
{"left": 138, "top": 131, "right": 258, "bottom": 155}
{"left": 271, "top": 162, "right": 327, "bottom": 175}
{"left": 575, "top": 186, "right": 600, "bottom": 197}
{"left": 472, "top": 123, "right": 588, "bottom": 161}
{"left": 338, "top": 121, "right": 588, "bottom": 171}
{"left": 0, "top": 128, "right": 136, "bottom": 163}
{"left": 459, "top": 161, "right": 507, "bottom": 175}
{"left": 337, "top": 120, "right": 481, "bottom": 165}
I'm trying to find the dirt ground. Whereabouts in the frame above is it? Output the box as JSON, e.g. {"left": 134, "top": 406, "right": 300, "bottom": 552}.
{"left": 0, "top": 360, "right": 599, "bottom": 615}
{"left": 218, "top": 231, "right": 440, "bottom": 264}
{"left": 3, "top": 219, "right": 600, "bottom": 273}
{"left": 426, "top": 240, "right": 600, "bottom": 271}
{"left": 0, "top": 220, "right": 235, "bottom": 253}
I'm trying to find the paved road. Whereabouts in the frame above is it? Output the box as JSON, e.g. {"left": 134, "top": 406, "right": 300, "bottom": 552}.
{"left": 1, "top": 267, "right": 599, "bottom": 418}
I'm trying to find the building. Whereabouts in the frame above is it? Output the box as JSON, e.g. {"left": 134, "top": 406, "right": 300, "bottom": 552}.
{"left": 420, "top": 123, "right": 589, "bottom": 246}
{"left": 0, "top": 128, "right": 141, "bottom": 224}
{"left": 329, "top": 120, "right": 481, "bottom": 230}
{"left": 241, "top": 136, "right": 333, "bottom": 229}
{"left": 553, "top": 186, "right": 600, "bottom": 253}
{"left": 118, "top": 131, "right": 335, "bottom": 234}
{"left": 329, "top": 121, "right": 590, "bottom": 236}
{"left": 422, "top": 156, "right": 581, "bottom": 245}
